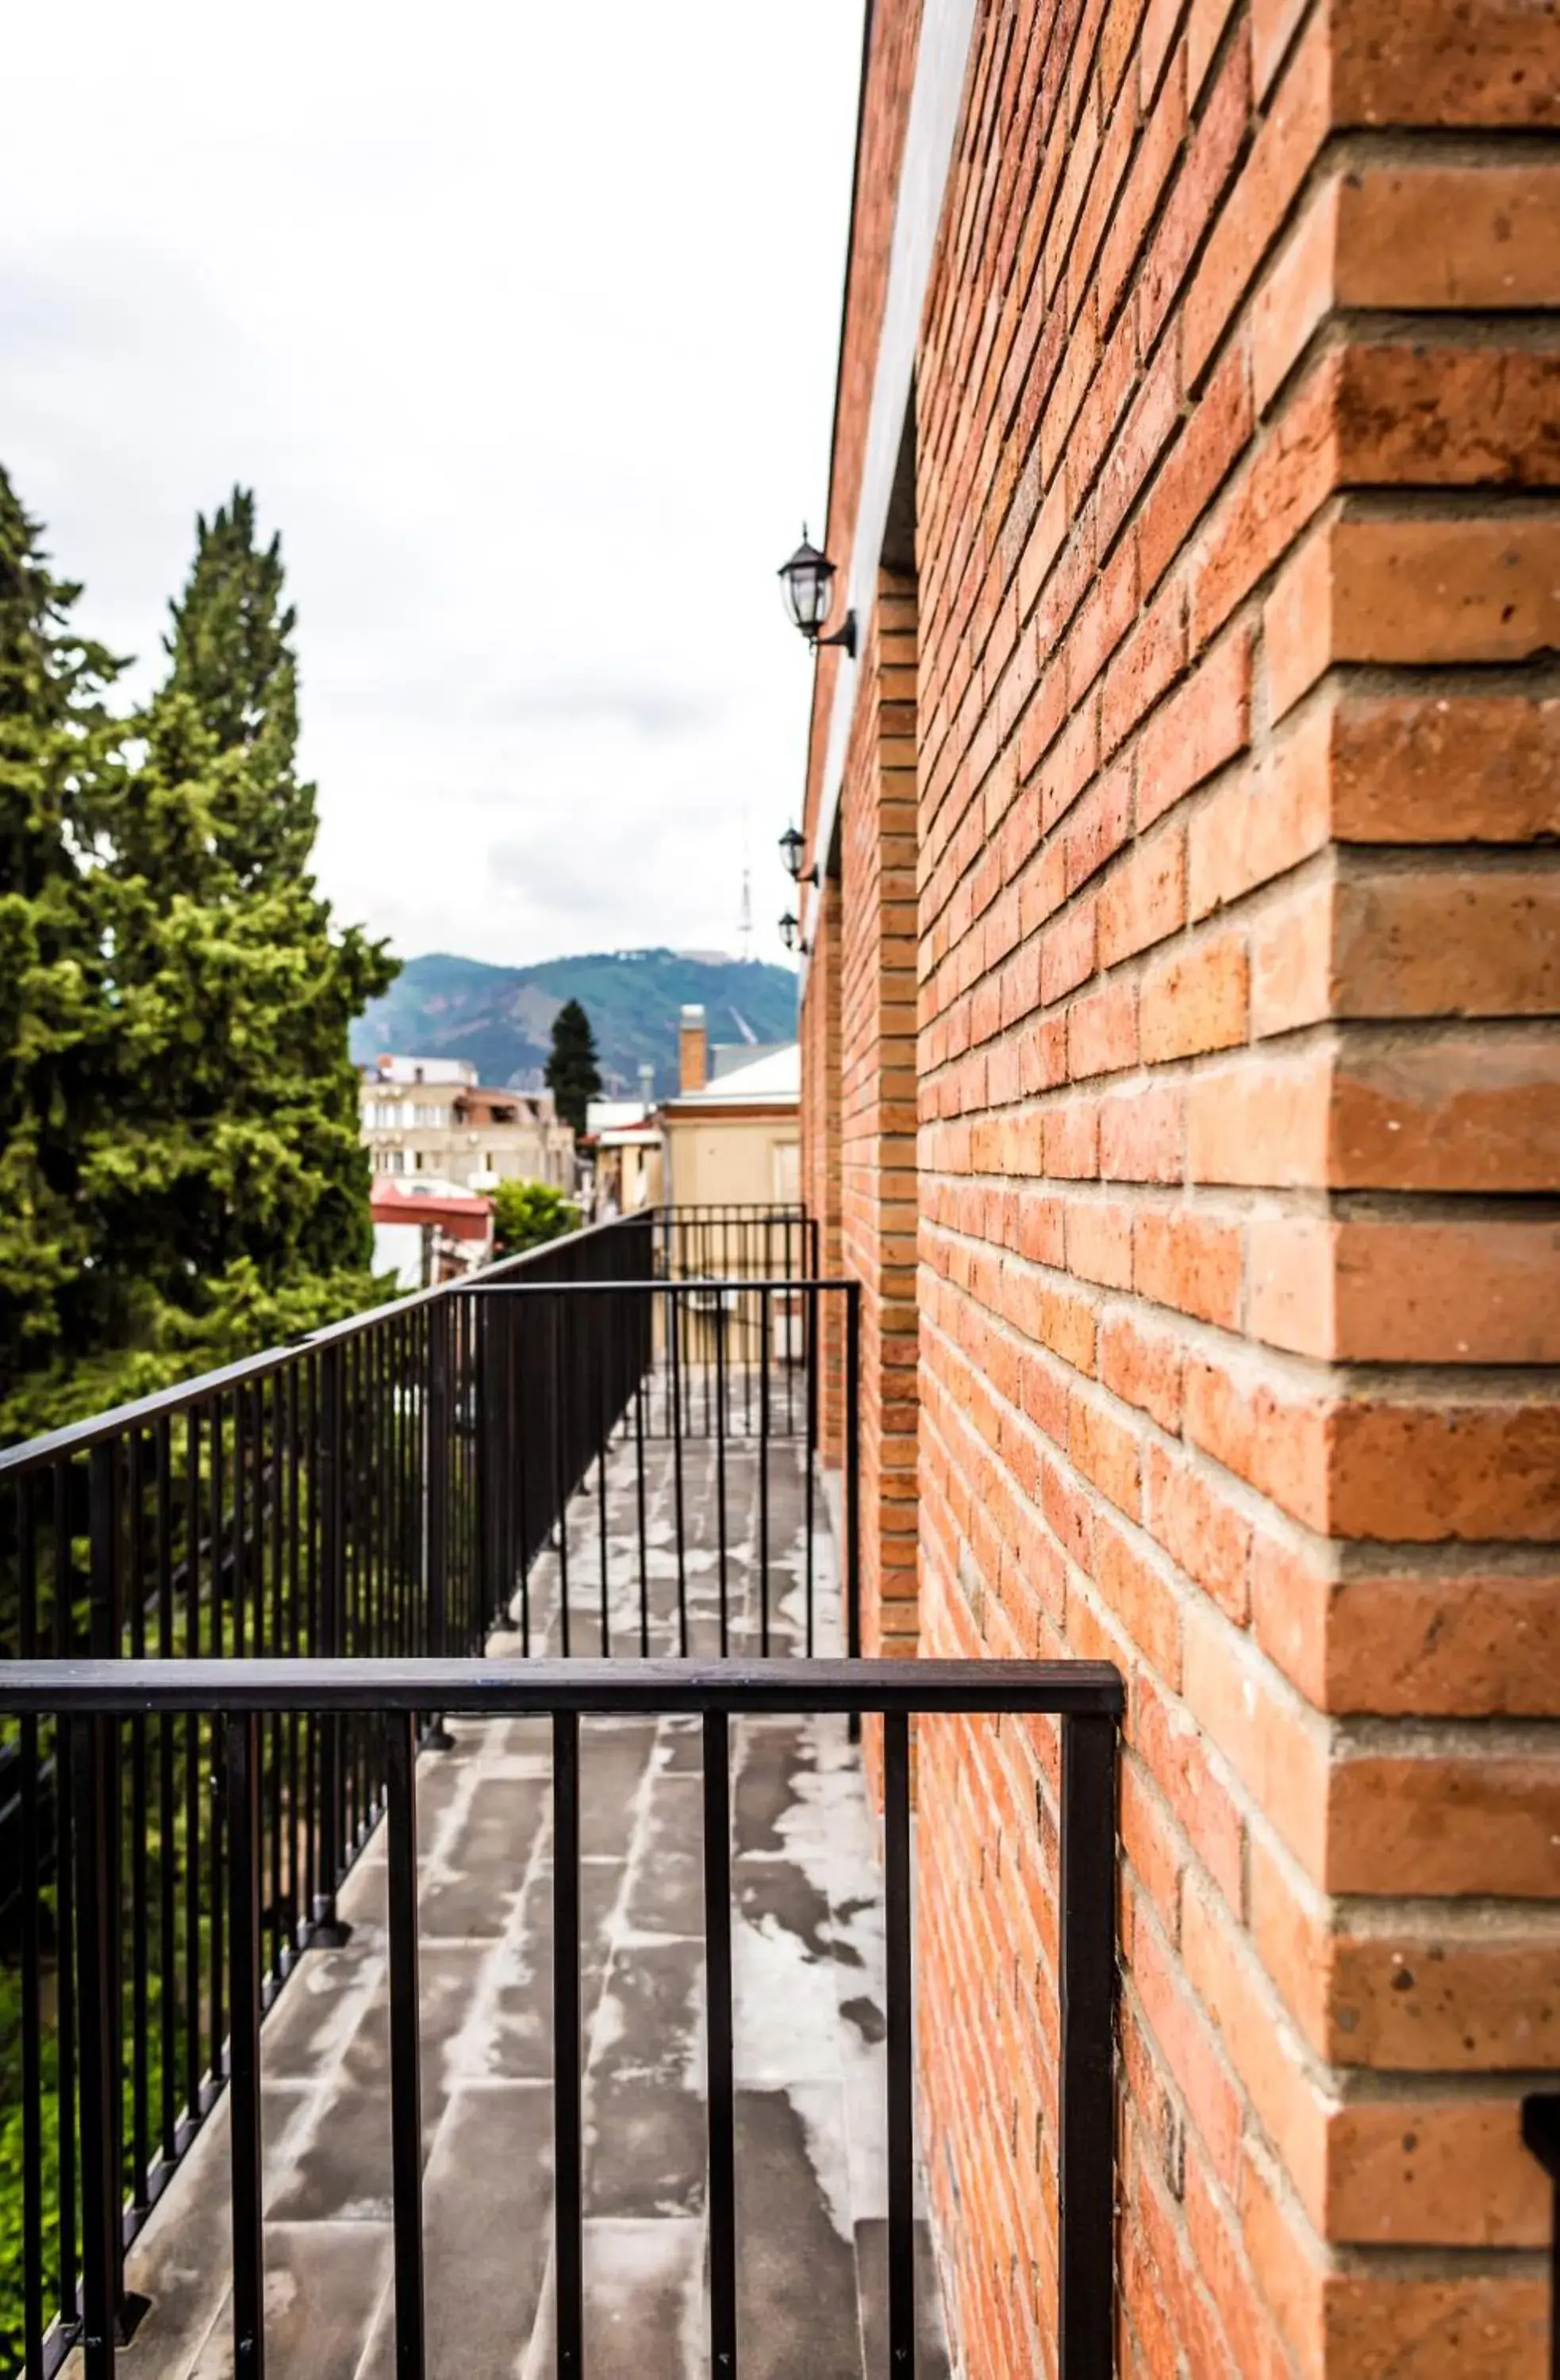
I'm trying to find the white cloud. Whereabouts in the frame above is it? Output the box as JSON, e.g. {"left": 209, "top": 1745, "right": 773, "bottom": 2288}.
{"left": 0, "top": 0, "right": 857, "bottom": 970}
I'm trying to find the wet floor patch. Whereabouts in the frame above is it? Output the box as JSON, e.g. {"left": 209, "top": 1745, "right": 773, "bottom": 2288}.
{"left": 101, "top": 1433, "right": 950, "bottom": 2380}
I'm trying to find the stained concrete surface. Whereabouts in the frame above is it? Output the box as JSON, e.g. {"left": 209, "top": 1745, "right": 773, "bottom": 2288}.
{"left": 90, "top": 1427, "right": 951, "bottom": 2378}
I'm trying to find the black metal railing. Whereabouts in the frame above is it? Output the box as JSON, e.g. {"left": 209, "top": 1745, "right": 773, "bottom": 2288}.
{"left": 0, "top": 1198, "right": 1123, "bottom": 2380}
{"left": 1523, "top": 2097, "right": 1560, "bottom": 2380}
{"left": 0, "top": 1203, "right": 863, "bottom": 2374}
{"left": 655, "top": 1203, "right": 818, "bottom": 1286}
{"left": 0, "top": 1656, "right": 1123, "bottom": 2380}
{"left": 467, "top": 1277, "right": 860, "bottom": 1662}
{"left": 0, "top": 1211, "right": 663, "bottom": 2374}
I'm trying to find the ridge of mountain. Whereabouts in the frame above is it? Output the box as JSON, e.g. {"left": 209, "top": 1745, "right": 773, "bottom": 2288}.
{"left": 350, "top": 947, "right": 799, "bottom": 1096}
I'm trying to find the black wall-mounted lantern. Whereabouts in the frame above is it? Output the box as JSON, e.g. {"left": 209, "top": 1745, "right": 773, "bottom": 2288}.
{"left": 778, "top": 528, "right": 857, "bottom": 660}
{"left": 778, "top": 822, "right": 819, "bottom": 888}
{"left": 778, "top": 911, "right": 800, "bottom": 954}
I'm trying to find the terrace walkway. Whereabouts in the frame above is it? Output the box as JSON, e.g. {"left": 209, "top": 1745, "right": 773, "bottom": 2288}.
{"left": 89, "top": 1433, "right": 951, "bottom": 2379}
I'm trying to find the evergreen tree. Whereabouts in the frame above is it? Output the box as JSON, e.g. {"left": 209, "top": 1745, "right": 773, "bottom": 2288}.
{"left": 0, "top": 467, "right": 125, "bottom": 1414}
{"left": 0, "top": 474, "right": 398, "bottom": 1438}
{"left": 162, "top": 488, "right": 314, "bottom": 887}
{"left": 97, "top": 491, "right": 397, "bottom": 1359}
{"left": 544, "top": 999, "right": 601, "bottom": 1136}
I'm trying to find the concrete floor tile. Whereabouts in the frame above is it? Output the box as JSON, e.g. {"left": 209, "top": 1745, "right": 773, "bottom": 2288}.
{"left": 97, "top": 1422, "right": 949, "bottom": 2380}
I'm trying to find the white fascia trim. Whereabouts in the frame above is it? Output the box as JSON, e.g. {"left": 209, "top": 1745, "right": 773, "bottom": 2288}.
{"left": 801, "top": 0, "right": 978, "bottom": 990}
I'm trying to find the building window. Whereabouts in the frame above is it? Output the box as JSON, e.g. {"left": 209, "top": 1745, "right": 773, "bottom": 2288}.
{"left": 413, "top": 1105, "right": 441, "bottom": 1127}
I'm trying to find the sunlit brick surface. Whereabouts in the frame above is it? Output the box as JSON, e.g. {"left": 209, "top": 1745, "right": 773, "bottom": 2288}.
{"left": 800, "top": 0, "right": 1560, "bottom": 2369}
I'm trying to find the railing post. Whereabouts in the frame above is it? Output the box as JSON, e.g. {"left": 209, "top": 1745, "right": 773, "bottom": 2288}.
{"left": 1521, "top": 2095, "right": 1560, "bottom": 2380}
{"left": 309, "top": 1342, "right": 351, "bottom": 1948}
{"left": 1059, "top": 1712, "right": 1118, "bottom": 2379}
{"left": 225, "top": 1714, "right": 266, "bottom": 2380}
{"left": 425, "top": 1303, "right": 455, "bottom": 1745}
{"left": 844, "top": 1281, "right": 862, "bottom": 1665}
{"left": 86, "top": 1445, "right": 127, "bottom": 2334}
{"left": 72, "top": 1711, "right": 118, "bottom": 2380}
{"left": 426, "top": 1300, "right": 450, "bottom": 1656}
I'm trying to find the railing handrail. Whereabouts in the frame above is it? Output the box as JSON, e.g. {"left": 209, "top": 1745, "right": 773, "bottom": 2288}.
{"left": 0, "top": 1653, "right": 1125, "bottom": 1716}
{"left": 0, "top": 1207, "right": 655, "bottom": 1476}
{"left": 464, "top": 1276, "right": 851, "bottom": 1294}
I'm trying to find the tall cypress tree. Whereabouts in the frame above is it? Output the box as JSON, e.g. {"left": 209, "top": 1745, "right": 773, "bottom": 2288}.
{"left": 162, "top": 488, "right": 314, "bottom": 886}
{"left": 103, "top": 490, "right": 397, "bottom": 1349}
{"left": 545, "top": 999, "right": 601, "bottom": 1136}
{"left": 0, "top": 468, "right": 125, "bottom": 1416}
{"left": 0, "top": 475, "right": 398, "bottom": 1437}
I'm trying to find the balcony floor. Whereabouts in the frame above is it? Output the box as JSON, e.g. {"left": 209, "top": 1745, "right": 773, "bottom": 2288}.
{"left": 90, "top": 1434, "right": 951, "bottom": 2379}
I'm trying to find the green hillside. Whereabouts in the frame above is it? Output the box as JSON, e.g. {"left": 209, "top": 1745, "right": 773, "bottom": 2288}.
{"left": 351, "top": 948, "right": 798, "bottom": 1096}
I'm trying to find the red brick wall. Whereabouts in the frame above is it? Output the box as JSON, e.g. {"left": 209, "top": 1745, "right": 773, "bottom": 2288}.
{"left": 801, "top": 871, "right": 845, "bottom": 1464}
{"left": 809, "top": 0, "right": 1560, "bottom": 2371}
{"left": 801, "top": 0, "right": 925, "bottom": 850}
{"left": 840, "top": 568, "right": 923, "bottom": 1655}
{"left": 800, "top": 0, "right": 924, "bottom": 1487}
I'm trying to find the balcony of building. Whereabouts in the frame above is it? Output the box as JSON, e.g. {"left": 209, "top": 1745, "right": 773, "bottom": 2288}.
{"left": 0, "top": 1210, "right": 1120, "bottom": 2380}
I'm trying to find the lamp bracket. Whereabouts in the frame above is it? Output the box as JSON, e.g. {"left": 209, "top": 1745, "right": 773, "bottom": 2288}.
{"left": 813, "top": 609, "right": 858, "bottom": 662}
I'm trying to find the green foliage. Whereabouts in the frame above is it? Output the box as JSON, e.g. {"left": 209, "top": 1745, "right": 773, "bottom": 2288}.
{"left": 490, "top": 1177, "right": 580, "bottom": 1258}
{"left": 162, "top": 488, "right": 313, "bottom": 887}
{"left": 351, "top": 946, "right": 799, "bottom": 1094}
{"left": 0, "top": 466, "right": 128, "bottom": 1403}
{"left": 0, "top": 472, "right": 397, "bottom": 1442}
{"left": 544, "top": 998, "right": 601, "bottom": 1135}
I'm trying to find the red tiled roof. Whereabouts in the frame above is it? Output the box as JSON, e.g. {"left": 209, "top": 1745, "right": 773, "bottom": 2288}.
{"left": 371, "top": 1188, "right": 493, "bottom": 1236}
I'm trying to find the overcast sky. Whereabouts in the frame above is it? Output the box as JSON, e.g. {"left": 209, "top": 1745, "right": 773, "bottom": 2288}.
{"left": 2, "top": 1, "right": 863, "bottom": 969}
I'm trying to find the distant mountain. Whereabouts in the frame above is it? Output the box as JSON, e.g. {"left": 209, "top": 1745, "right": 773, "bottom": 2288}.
{"left": 351, "top": 948, "right": 799, "bottom": 1097}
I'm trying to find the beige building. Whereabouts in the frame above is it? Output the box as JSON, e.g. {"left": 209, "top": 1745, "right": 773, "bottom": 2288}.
{"left": 585, "top": 1096, "right": 665, "bottom": 1217}
{"left": 657, "top": 1006, "right": 801, "bottom": 1207}
{"left": 360, "top": 1054, "right": 574, "bottom": 1192}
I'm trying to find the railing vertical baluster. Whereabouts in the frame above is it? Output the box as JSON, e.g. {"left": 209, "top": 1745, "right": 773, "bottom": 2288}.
{"left": 53, "top": 1458, "right": 79, "bottom": 2332}
{"left": 845, "top": 1284, "right": 862, "bottom": 1668}
{"left": 552, "top": 1711, "right": 583, "bottom": 2377}
{"left": 758, "top": 1290, "right": 770, "bottom": 1657}
{"left": 73, "top": 1710, "right": 119, "bottom": 2380}
{"left": 714, "top": 1287, "right": 729, "bottom": 1657}
{"left": 386, "top": 1713, "right": 428, "bottom": 2379}
{"left": 551, "top": 1292, "right": 571, "bottom": 1657}
{"left": 128, "top": 1427, "right": 151, "bottom": 2213}
{"left": 805, "top": 1282, "right": 817, "bottom": 1659}
{"left": 156, "top": 1418, "right": 178, "bottom": 2162}
{"left": 1520, "top": 2099, "right": 1560, "bottom": 2380}
{"left": 313, "top": 1346, "right": 349, "bottom": 1944}
{"left": 285, "top": 1367, "right": 302, "bottom": 1959}
{"left": 86, "top": 1439, "right": 126, "bottom": 2311}
{"left": 302, "top": 1362, "right": 321, "bottom": 1932}
{"left": 17, "top": 1478, "right": 43, "bottom": 2376}
{"left": 1059, "top": 1712, "right": 1118, "bottom": 2380}
{"left": 634, "top": 1337, "right": 649, "bottom": 1658}
{"left": 702, "top": 1711, "right": 737, "bottom": 2377}
{"left": 425, "top": 1309, "right": 455, "bottom": 1751}
{"left": 513, "top": 1297, "right": 531, "bottom": 1654}
{"left": 268, "top": 1372, "right": 286, "bottom": 1976}
{"left": 596, "top": 1311, "right": 611, "bottom": 1654}
{"left": 211, "top": 1402, "right": 228, "bottom": 2082}
{"left": 184, "top": 1411, "right": 204, "bottom": 2129}
{"left": 884, "top": 1710, "right": 915, "bottom": 2378}
{"left": 239, "top": 1384, "right": 254, "bottom": 1660}
{"left": 670, "top": 1284, "right": 687, "bottom": 1655}
{"left": 428, "top": 1304, "right": 449, "bottom": 1661}
{"left": 225, "top": 1712, "right": 266, "bottom": 2379}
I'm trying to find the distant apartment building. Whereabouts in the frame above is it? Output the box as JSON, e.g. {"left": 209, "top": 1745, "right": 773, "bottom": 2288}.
{"left": 359, "top": 1054, "right": 574, "bottom": 1192}
{"left": 369, "top": 1181, "right": 493, "bottom": 1291}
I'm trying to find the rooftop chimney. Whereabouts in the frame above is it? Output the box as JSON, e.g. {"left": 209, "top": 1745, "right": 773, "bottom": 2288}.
{"left": 678, "top": 1004, "right": 708, "bottom": 1094}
